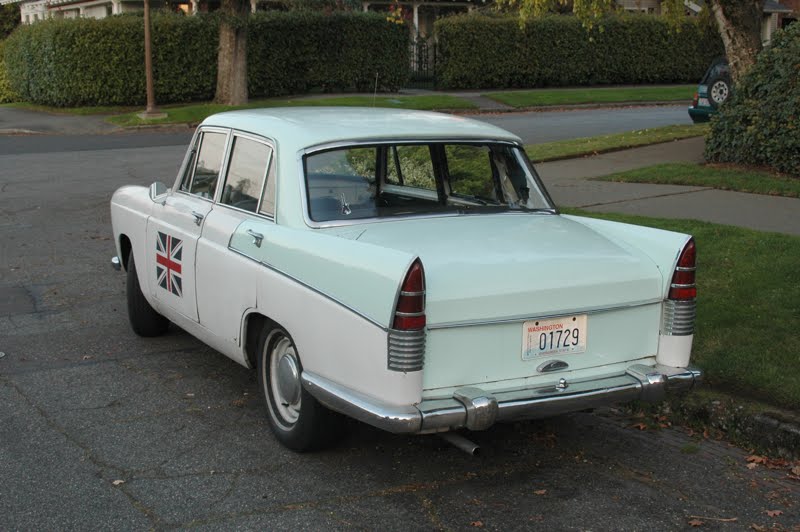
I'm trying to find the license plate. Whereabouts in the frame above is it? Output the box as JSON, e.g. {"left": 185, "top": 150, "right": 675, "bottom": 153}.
{"left": 698, "top": 97, "right": 710, "bottom": 107}
{"left": 522, "top": 315, "right": 587, "bottom": 360}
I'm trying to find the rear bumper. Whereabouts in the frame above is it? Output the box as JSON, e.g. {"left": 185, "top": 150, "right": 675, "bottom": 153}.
{"left": 302, "top": 364, "right": 702, "bottom": 434}
{"left": 688, "top": 106, "right": 712, "bottom": 123}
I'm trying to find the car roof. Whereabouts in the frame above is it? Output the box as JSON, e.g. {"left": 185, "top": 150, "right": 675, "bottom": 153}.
{"left": 199, "top": 107, "right": 523, "bottom": 148}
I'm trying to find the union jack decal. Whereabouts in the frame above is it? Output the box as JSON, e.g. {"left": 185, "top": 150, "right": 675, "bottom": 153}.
{"left": 156, "top": 231, "right": 183, "bottom": 297}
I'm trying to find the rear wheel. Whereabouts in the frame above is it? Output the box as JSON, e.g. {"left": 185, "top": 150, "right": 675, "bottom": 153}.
{"left": 257, "top": 325, "right": 344, "bottom": 451}
{"left": 126, "top": 251, "right": 169, "bottom": 337}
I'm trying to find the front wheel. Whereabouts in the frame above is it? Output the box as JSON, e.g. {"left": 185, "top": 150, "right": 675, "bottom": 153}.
{"left": 126, "top": 250, "right": 169, "bottom": 337}
{"left": 257, "top": 326, "right": 344, "bottom": 451}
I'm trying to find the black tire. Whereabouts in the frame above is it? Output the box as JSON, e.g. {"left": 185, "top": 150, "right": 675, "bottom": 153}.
{"left": 708, "top": 76, "right": 732, "bottom": 108}
{"left": 126, "top": 250, "right": 169, "bottom": 337}
{"left": 257, "top": 325, "right": 344, "bottom": 451}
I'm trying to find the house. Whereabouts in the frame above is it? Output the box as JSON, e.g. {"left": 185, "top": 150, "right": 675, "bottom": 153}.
{"left": 615, "top": 0, "right": 796, "bottom": 43}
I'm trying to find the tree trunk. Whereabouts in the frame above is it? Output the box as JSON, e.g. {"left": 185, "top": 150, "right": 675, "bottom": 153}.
{"left": 708, "top": 0, "right": 763, "bottom": 83}
{"left": 215, "top": 0, "right": 249, "bottom": 106}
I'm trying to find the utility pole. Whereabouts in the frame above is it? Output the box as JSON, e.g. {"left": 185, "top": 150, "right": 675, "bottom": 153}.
{"left": 138, "top": 0, "right": 166, "bottom": 119}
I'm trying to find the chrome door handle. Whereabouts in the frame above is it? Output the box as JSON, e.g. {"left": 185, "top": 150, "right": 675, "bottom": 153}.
{"left": 246, "top": 229, "right": 264, "bottom": 248}
{"left": 191, "top": 211, "right": 204, "bottom": 226}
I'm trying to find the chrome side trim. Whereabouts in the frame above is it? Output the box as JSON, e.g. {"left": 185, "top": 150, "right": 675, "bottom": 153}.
{"left": 661, "top": 299, "right": 696, "bottom": 336}
{"left": 226, "top": 246, "right": 387, "bottom": 330}
{"left": 426, "top": 298, "right": 662, "bottom": 330}
{"left": 387, "top": 328, "right": 425, "bottom": 372}
{"left": 302, "top": 364, "right": 702, "bottom": 435}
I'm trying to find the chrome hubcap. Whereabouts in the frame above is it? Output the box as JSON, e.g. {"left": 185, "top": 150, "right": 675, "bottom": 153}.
{"left": 268, "top": 336, "right": 301, "bottom": 425}
{"left": 277, "top": 353, "right": 301, "bottom": 406}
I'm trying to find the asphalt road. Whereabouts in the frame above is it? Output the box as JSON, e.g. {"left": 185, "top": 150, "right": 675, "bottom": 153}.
{"left": 0, "top": 104, "right": 691, "bottom": 153}
{"left": 1, "top": 133, "right": 798, "bottom": 530}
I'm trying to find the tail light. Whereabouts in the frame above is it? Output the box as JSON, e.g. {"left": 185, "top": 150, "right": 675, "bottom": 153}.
{"left": 393, "top": 260, "right": 426, "bottom": 330}
{"left": 669, "top": 238, "right": 696, "bottom": 300}
{"left": 388, "top": 260, "right": 426, "bottom": 372}
{"left": 692, "top": 92, "right": 699, "bottom": 107}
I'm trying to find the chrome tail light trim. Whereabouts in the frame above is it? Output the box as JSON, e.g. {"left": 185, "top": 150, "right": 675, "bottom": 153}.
{"left": 662, "top": 299, "right": 696, "bottom": 336}
{"left": 387, "top": 328, "right": 425, "bottom": 372}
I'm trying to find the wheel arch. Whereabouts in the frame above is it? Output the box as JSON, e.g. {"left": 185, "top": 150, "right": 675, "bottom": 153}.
{"left": 119, "top": 234, "right": 133, "bottom": 271}
{"left": 243, "top": 311, "right": 279, "bottom": 370}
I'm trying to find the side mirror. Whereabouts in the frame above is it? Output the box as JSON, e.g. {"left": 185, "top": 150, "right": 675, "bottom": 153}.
{"left": 149, "top": 181, "right": 169, "bottom": 201}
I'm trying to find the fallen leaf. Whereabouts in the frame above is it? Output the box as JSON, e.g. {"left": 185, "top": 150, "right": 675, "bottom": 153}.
{"left": 747, "top": 455, "right": 767, "bottom": 464}
{"left": 631, "top": 422, "right": 648, "bottom": 431}
{"left": 688, "top": 518, "right": 704, "bottom": 527}
{"left": 766, "top": 510, "right": 783, "bottom": 518}
{"left": 792, "top": 465, "right": 800, "bottom": 476}
{"left": 82, "top": 355, "right": 93, "bottom": 360}
{"left": 469, "top": 521, "right": 483, "bottom": 528}
{"left": 112, "top": 480, "right": 125, "bottom": 486}
{"left": 747, "top": 463, "right": 759, "bottom": 470}
{"left": 533, "top": 489, "right": 547, "bottom": 496}
{"left": 750, "top": 524, "right": 767, "bottom": 531}
{"left": 703, "top": 428, "right": 710, "bottom": 439}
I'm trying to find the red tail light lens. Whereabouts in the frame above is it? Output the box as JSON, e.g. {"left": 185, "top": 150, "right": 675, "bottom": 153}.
{"left": 692, "top": 92, "right": 699, "bottom": 107}
{"left": 393, "top": 260, "right": 426, "bottom": 330}
{"left": 669, "top": 238, "right": 696, "bottom": 300}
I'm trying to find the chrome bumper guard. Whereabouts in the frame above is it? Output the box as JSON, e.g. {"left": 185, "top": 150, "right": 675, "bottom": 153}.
{"left": 302, "top": 364, "right": 702, "bottom": 435}
{"left": 111, "top": 256, "right": 122, "bottom": 271}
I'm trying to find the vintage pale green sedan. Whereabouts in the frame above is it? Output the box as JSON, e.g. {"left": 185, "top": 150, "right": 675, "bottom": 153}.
{"left": 111, "top": 108, "right": 701, "bottom": 452}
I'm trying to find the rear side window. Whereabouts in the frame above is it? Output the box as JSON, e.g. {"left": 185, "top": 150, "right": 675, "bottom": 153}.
{"left": 189, "top": 131, "right": 228, "bottom": 199}
{"left": 220, "top": 136, "right": 272, "bottom": 214}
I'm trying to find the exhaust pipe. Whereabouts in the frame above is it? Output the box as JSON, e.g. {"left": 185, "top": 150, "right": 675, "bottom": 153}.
{"left": 439, "top": 432, "right": 480, "bottom": 456}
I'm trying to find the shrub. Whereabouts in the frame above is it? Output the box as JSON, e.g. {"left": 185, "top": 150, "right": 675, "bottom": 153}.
{"left": 3, "top": 11, "right": 408, "bottom": 107}
{"left": 435, "top": 14, "right": 723, "bottom": 89}
{"left": 0, "top": 40, "right": 18, "bottom": 103}
{"left": 3, "top": 14, "right": 217, "bottom": 106}
{"left": 248, "top": 11, "right": 409, "bottom": 97}
{"left": 705, "top": 23, "right": 800, "bottom": 176}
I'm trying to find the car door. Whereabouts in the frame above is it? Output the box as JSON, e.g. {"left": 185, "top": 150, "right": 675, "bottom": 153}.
{"left": 147, "top": 127, "right": 230, "bottom": 322}
{"left": 196, "top": 132, "right": 275, "bottom": 356}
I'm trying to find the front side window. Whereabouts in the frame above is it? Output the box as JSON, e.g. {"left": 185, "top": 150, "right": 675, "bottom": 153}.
{"left": 304, "top": 142, "right": 552, "bottom": 223}
{"left": 220, "top": 136, "right": 272, "bottom": 214}
{"left": 189, "top": 131, "right": 228, "bottom": 199}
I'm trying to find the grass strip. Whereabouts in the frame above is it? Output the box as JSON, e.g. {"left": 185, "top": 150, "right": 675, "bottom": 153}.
{"left": 595, "top": 162, "right": 800, "bottom": 198}
{"left": 526, "top": 124, "right": 709, "bottom": 163}
{"left": 105, "top": 95, "right": 476, "bottom": 126}
{"left": 562, "top": 209, "right": 800, "bottom": 411}
{"left": 485, "top": 85, "right": 696, "bottom": 108}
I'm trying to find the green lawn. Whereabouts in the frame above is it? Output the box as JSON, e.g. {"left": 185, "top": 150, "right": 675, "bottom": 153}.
{"left": 106, "top": 95, "right": 477, "bottom": 126}
{"left": 486, "top": 85, "right": 696, "bottom": 108}
{"left": 526, "top": 124, "right": 709, "bottom": 163}
{"left": 595, "top": 162, "right": 800, "bottom": 198}
{"left": 564, "top": 210, "right": 800, "bottom": 411}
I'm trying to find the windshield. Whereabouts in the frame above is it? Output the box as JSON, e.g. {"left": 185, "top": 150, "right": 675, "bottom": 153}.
{"left": 303, "top": 142, "right": 553, "bottom": 223}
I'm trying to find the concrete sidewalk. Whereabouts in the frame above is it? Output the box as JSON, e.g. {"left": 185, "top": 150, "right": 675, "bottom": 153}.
{"left": 536, "top": 137, "right": 800, "bottom": 236}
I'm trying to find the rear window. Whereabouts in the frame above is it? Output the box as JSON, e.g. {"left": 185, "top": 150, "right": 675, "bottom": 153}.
{"left": 304, "top": 142, "right": 552, "bottom": 223}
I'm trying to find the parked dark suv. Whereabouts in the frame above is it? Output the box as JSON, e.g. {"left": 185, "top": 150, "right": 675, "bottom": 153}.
{"left": 688, "top": 57, "right": 732, "bottom": 123}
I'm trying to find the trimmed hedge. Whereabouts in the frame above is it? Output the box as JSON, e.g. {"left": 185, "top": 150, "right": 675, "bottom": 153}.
{"left": 248, "top": 12, "right": 409, "bottom": 96}
{"left": 4, "top": 14, "right": 217, "bottom": 106}
{"left": 3, "top": 11, "right": 408, "bottom": 107}
{"left": 0, "top": 40, "right": 17, "bottom": 103}
{"left": 435, "top": 14, "right": 723, "bottom": 89}
{"left": 705, "top": 23, "right": 800, "bottom": 176}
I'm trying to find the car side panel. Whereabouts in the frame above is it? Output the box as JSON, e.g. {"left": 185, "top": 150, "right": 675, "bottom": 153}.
{"left": 110, "top": 186, "right": 160, "bottom": 311}
{"left": 251, "top": 266, "right": 423, "bottom": 406}
{"left": 230, "top": 219, "right": 415, "bottom": 328}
